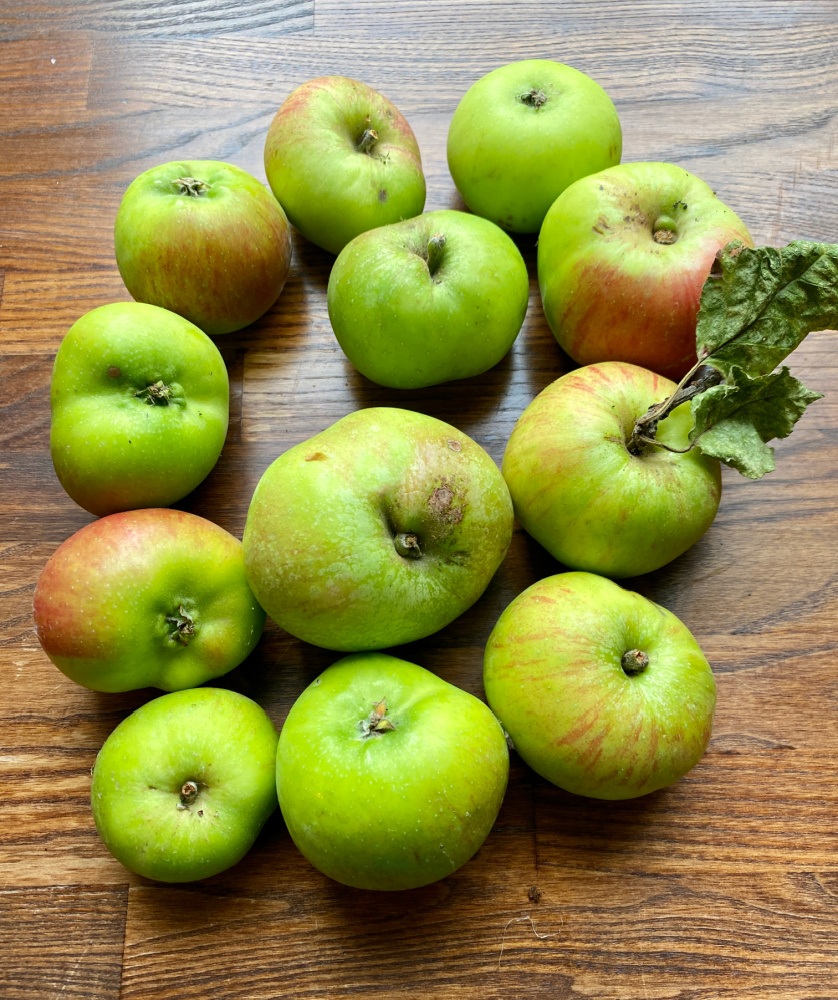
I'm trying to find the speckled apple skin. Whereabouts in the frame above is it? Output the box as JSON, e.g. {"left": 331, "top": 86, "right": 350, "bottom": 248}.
{"left": 503, "top": 361, "right": 721, "bottom": 578}
{"left": 243, "top": 407, "right": 513, "bottom": 650}
{"left": 34, "top": 509, "right": 266, "bottom": 693}
{"left": 91, "top": 688, "right": 279, "bottom": 882}
{"left": 277, "top": 653, "right": 509, "bottom": 890}
{"left": 483, "top": 572, "right": 716, "bottom": 800}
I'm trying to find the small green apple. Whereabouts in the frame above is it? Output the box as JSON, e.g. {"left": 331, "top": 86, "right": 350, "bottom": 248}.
{"left": 243, "top": 407, "right": 513, "bottom": 650}
{"left": 502, "top": 361, "right": 721, "bottom": 578}
{"left": 264, "top": 76, "right": 426, "bottom": 254}
{"left": 34, "top": 509, "right": 266, "bottom": 693}
{"left": 447, "top": 59, "right": 622, "bottom": 233}
{"left": 91, "top": 687, "right": 279, "bottom": 881}
{"left": 50, "top": 302, "right": 229, "bottom": 516}
{"left": 114, "top": 159, "right": 292, "bottom": 336}
{"left": 277, "top": 652, "right": 509, "bottom": 890}
{"left": 327, "top": 209, "right": 529, "bottom": 388}
{"left": 484, "top": 572, "right": 716, "bottom": 799}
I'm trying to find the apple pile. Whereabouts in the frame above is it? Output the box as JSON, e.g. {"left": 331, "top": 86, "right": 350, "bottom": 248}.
{"left": 32, "top": 61, "right": 838, "bottom": 889}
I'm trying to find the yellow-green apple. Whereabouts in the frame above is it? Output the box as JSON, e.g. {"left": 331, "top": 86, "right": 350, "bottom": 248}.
{"left": 277, "top": 652, "right": 509, "bottom": 890}
{"left": 264, "top": 76, "right": 426, "bottom": 254}
{"left": 502, "top": 362, "right": 721, "bottom": 578}
{"left": 327, "top": 209, "right": 529, "bottom": 388}
{"left": 447, "top": 59, "right": 622, "bottom": 233}
{"left": 114, "top": 160, "right": 292, "bottom": 335}
{"left": 484, "top": 572, "right": 716, "bottom": 799}
{"left": 34, "top": 509, "right": 266, "bottom": 693}
{"left": 50, "top": 302, "right": 229, "bottom": 516}
{"left": 538, "top": 162, "right": 753, "bottom": 379}
{"left": 242, "top": 408, "right": 513, "bottom": 650}
{"left": 91, "top": 688, "right": 278, "bottom": 881}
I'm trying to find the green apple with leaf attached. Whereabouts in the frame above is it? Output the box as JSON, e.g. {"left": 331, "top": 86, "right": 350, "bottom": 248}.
{"left": 34, "top": 508, "right": 265, "bottom": 693}
{"left": 91, "top": 687, "right": 279, "bottom": 882}
{"left": 265, "top": 76, "right": 426, "bottom": 254}
{"left": 447, "top": 59, "right": 622, "bottom": 233}
{"left": 327, "top": 209, "right": 529, "bottom": 388}
{"left": 484, "top": 572, "right": 716, "bottom": 799}
{"left": 504, "top": 242, "right": 835, "bottom": 578}
{"left": 277, "top": 652, "right": 509, "bottom": 890}
{"left": 50, "top": 302, "right": 229, "bottom": 516}
{"left": 243, "top": 407, "right": 513, "bottom": 650}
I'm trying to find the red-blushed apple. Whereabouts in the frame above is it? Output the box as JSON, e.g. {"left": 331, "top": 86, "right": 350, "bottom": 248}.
{"left": 242, "top": 407, "right": 513, "bottom": 650}
{"left": 502, "top": 361, "right": 722, "bottom": 578}
{"left": 483, "top": 572, "right": 716, "bottom": 799}
{"left": 327, "top": 209, "right": 529, "bottom": 388}
{"left": 447, "top": 59, "right": 622, "bottom": 233}
{"left": 91, "top": 687, "right": 279, "bottom": 881}
{"left": 34, "top": 509, "right": 266, "bottom": 693}
{"left": 264, "top": 76, "right": 426, "bottom": 254}
{"left": 114, "top": 160, "right": 292, "bottom": 336}
{"left": 538, "top": 162, "right": 753, "bottom": 380}
{"left": 50, "top": 302, "right": 229, "bottom": 516}
{"left": 277, "top": 652, "right": 509, "bottom": 890}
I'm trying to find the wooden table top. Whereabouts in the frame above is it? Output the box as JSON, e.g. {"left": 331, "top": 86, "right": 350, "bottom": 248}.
{"left": 2, "top": 2, "right": 837, "bottom": 997}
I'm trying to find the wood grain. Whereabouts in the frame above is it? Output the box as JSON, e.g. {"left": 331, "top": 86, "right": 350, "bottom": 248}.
{"left": 1, "top": 1, "right": 837, "bottom": 997}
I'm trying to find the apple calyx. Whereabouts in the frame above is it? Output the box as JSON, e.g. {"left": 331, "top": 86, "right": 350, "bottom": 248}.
{"left": 165, "top": 604, "right": 196, "bottom": 645}
{"left": 173, "top": 177, "right": 210, "bottom": 197}
{"left": 625, "top": 240, "right": 838, "bottom": 478}
{"left": 134, "top": 380, "right": 173, "bottom": 406}
{"left": 520, "top": 88, "right": 548, "bottom": 109}
{"left": 358, "top": 697, "right": 397, "bottom": 739}
{"left": 357, "top": 126, "right": 379, "bottom": 155}
{"left": 177, "top": 780, "right": 200, "bottom": 810}
{"left": 394, "top": 531, "right": 422, "bottom": 559}
{"left": 621, "top": 649, "right": 650, "bottom": 676}
{"left": 425, "top": 233, "right": 447, "bottom": 279}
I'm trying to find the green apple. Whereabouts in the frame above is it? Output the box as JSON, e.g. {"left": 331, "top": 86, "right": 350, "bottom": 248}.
{"left": 538, "top": 162, "right": 753, "bottom": 380}
{"left": 327, "top": 209, "right": 529, "bottom": 389}
{"left": 33, "top": 508, "right": 266, "bottom": 693}
{"left": 243, "top": 407, "right": 513, "bottom": 650}
{"left": 484, "top": 572, "right": 716, "bottom": 799}
{"left": 91, "top": 687, "right": 279, "bottom": 881}
{"left": 277, "top": 652, "right": 509, "bottom": 890}
{"left": 50, "top": 302, "right": 229, "bottom": 516}
{"left": 264, "top": 76, "right": 426, "bottom": 255}
{"left": 447, "top": 59, "right": 622, "bottom": 233}
{"left": 114, "top": 159, "right": 292, "bottom": 336}
{"left": 503, "top": 361, "right": 721, "bottom": 578}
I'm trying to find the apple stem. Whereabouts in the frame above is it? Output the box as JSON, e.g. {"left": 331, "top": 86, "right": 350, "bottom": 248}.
{"left": 177, "top": 780, "right": 199, "bottom": 809}
{"left": 134, "top": 380, "right": 173, "bottom": 406}
{"left": 173, "top": 177, "right": 210, "bottom": 197}
{"left": 621, "top": 649, "right": 650, "bottom": 675}
{"left": 426, "top": 233, "right": 447, "bottom": 279}
{"left": 626, "top": 363, "right": 723, "bottom": 455}
{"left": 394, "top": 532, "right": 422, "bottom": 559}
{"left": 357, "top": 127, "right": 379, "bottom": 155}
{"left": 520, "top": 88, "right": 548, "bottom": 109}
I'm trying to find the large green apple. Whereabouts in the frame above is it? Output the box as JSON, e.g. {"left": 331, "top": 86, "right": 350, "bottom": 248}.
{"left": 34, "top": 509, "right": 266, "bottom": 693}
{"left": 50, "top": 302, "right": 229, "bottom": 516}
{"left": 264, "top": 76, "right": 426, "bottom": 255}
{"left": 277, "top": 652, "right": 509, "bottom": 890}
{"left": 91, "top": 687, "right": 279, "bottom": 882}
{"left": 484, "top": 572, "right": 716, "bottom": 799}
{"left": 327, "top": 209, "right": 529, "bottom": 389}
{"left": 447, "top": 59, "right": 622, "bottom": 233}
{"left": 114, "top": 159, "right": 292, "bottom": 336}
{"left": 502, "top": 361, "right": 721, "bottom": 578}
{"left": 538, "top": 162, "right": 753, "bottom": 379}
{"left": 242, "top": 408, "right": 513, "bottom": 650}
